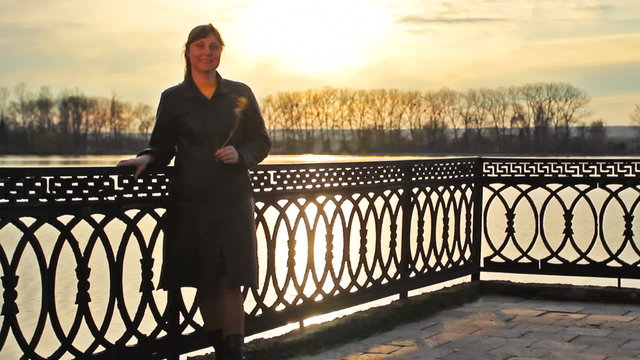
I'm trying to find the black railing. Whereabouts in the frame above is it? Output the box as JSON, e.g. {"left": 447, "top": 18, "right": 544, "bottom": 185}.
{"left": 1, "top": 157, "right": 639, "bottom": 359}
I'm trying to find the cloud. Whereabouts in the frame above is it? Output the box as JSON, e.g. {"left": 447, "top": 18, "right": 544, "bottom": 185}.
{"left": 395, "top": 15, "right": 507, "bottom": 25}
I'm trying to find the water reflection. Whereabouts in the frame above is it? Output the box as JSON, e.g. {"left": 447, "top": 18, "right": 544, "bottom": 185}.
{"left": 0, "top": 154, "right": 430, "bottom": 167}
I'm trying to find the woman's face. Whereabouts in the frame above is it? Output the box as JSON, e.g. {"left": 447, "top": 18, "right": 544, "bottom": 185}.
{"left": 187, "top": 34, "right": 222, "bottom": 74}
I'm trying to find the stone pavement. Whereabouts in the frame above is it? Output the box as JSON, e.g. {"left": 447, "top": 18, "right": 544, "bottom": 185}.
{"left": 288, "top": 295, "right": 640, "bottom": 360}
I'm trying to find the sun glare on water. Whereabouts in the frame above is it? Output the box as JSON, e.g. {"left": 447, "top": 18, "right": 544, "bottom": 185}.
{"left": 237, "top": 0, "right": 390, "bottom": 75}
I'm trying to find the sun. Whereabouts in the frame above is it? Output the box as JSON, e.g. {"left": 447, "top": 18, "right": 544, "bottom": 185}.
{"left": 235, "top": 0, "right": 390, "bottom": 76}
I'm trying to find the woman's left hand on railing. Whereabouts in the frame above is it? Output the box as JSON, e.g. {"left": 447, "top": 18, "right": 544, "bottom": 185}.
{"left": 117, "top": 154, "right": 155, "bottom": 180}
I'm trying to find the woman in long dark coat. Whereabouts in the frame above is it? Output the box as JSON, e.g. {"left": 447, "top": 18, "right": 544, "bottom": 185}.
{"left": 118, "top": 24, "right": 271, "bottom": 360}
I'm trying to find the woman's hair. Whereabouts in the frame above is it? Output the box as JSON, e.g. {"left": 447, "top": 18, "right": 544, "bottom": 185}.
{"left": 183, "top": 24, "right": 225, "bottom": 80}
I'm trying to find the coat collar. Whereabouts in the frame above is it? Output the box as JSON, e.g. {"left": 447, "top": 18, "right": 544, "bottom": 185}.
{"left": 181, "top": 72, "right": 232, "bottom": 98}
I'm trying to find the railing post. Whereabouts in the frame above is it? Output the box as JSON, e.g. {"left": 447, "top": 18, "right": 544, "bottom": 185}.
{"left": 399, "top": 162, "right": 414, "bottom": 300}
{"left": 166, "top": 289, "right": 180, "bottom": 360}
{"left": 471, "top": 157, "right": 484, "bottom": 282}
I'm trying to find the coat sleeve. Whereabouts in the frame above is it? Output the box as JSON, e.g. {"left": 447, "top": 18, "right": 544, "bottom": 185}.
{"left": 137, "top": 91, "right": 178, "bottom": 167}
{"left": 235, "top": 85, "right": 271, "bottom": 169}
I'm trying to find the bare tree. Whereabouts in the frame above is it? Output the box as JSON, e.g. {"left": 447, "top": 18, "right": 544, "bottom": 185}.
{"left": 11, "top": 83, "right": 33, "bottom": 129}
{"left": 423, "top": 89, "right": 449, "bottom": 148}
{"left": 107, "top": 92, "right": 134, "bottom": 138}
{"left": 334, "top": 88, "right": 356, "bottom": 152}
{"left": 458, "top": 89, "right": 485, "bottom": 147}
{"left": 552, "top": 83, "right": 591, "bottom": 143}
{"left": 630, "top": 103, "right": 640, "bottom": 140}
{"left": 34, "top": 86, "right": 55, "bottom": 131}
{"left": 404, "top": 90, "right": 427, "bottom": 144}
{"left": 133, "top": 103, "right": 154, "bottom": 134}
{"left": 0, "top": 86, "right": 10, "bottom": 126}
{"left": 481, "top": 87, "right": 511, "bottom": 151}
{"left": 439, "top": 88, "right": 459, "bottom": 142}
{"left": 83, "top": 97, "right": 107, "bottom": 135}
{"left": 352, "top": 89, "right": 374, "bottom": 152}
{"left": 260, "top": 94, "right": 281, "bottom": 145}
{"left": 631, "top": 104, "right": 640, "bottom": 126}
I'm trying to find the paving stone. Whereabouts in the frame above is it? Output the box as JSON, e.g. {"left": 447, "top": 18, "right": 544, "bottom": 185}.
{"left": 388, "top": 347, "right": 419, "bottom": 357}
{"left": 364, "top": 345, "right": 404, "bottom": 355}
{"left": 570, "top": 335, "right": 627, "bottom": 348}
{"left": 543, "top": 312, "right": 588, "bottom": 320}
{"left": 343, "top": 353, "right": 388, "bottom": 360}
{"left": 581, "top": 314, "right": 636, "bottom": 324}
{"left": 489, "top": 344, "right": 550, "bottom": 359}
{"left": 429, "top": 310, "right": 474, "bottom": 321}
{"left": 501, "top": 308, "right": 546, "bottom": 317}
{"left": 473, "top": 319, "right": 508, "bottom": 328}
{"left": 439, "top": 349, "right": 499, "bottom": 360}
{"left": 359, "top": 333, "right": 400, "bottom": 346}
{"left": 534, "top": 303, "right": 586, "bottom": 313}
{"left": 418, "top": 322, "right": 439, "bottom": 331}
{"left": 439, "top": 338, "right": 492, "bottom": 353}
{"left": 578, "top": 305, "right": 635, "bottom": 316}
{"left": 563, "top": 326, "right": 612, "bottom": 337}
{"left": 465, "top": 311, "right": 501, "bottom": 320}
{"left": 530, "top": 339, "right": 588, "bottom": 352}
{"left": 442, "top": 325, "right": 481, "bottom": 334}
{"left": 386, "top": 339, "right": 419, "bottom": 347}
{"left": 331, "top": 342, "right": 372, "bottom": 355}
{"left": 474, "top": 336, "right": 509, "bottom": 350}
{"left": 624, "top": 311, "right": 640, "bottom": 318}
{"left": 520, "top": 331, "right": 577, "bottom": 342}
{"left": 477, "top": 327, "right": 527, "bottom": 338}
{"left": 418, "top": 327, "right": 443, "bottom": 339}
{"left": 402, "top": 346, "right": 455, "bottom": 359}
{"left": 441, "top": 338, "right": 508, "bottom": 353}
{"left": 610, "top": 330, "right": 640, "bottom": 340}
{"left": 517, "top": 299, "right": 558, "bottom": 307}
{"left": 512, "top": 315, "right": 560, "bottom": 325}
{"left": 422, "top": 332, "right": 468, "bottom": 348}
{"left": 496, "top": 338, "right": 539, "bottom": 348}
{"left": 511, "top": 323, "right": 565, "bottom": 333}
{"left": 391, "top": 327, "right": 424, "bottom": 339}
{"left": 620, "top": 340, "right": 640, "bottom": 350}
{"left": 584, "top": 345, "right": 640, "bottom": 357}
{"left": 542, "top": 350, "right": 605, "bottom": 360}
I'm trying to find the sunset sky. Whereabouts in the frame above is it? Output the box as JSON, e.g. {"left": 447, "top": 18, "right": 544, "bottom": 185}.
{"left": 1, "top": 0, "right": 639, "bottom": 125}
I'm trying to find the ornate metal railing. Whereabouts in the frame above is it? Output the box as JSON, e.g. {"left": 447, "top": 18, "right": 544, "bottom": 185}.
{"left": 1, "top": 157, "right": 639, "bottom": 359}
{"left": 481, "top": 158, "right": 640, "bottom": 282}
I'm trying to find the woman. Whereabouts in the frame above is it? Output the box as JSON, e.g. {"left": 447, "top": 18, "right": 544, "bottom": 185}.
{"left": 118, "top": 24, "right": 271, "bottom": 360}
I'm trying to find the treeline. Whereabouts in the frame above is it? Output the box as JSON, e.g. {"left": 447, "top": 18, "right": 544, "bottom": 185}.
{"left": 0, "top": 84, "right": 153, "bottom": 154}
{"left": 262, "top": 82, "right": 625, "bottom": 154}
{"left": 0, "top": 82, "right": 636, "bottom": 155}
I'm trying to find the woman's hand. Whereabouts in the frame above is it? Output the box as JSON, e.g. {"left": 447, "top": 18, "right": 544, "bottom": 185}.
{"left": 117, "top": 154, "right": 154, "bottom": 180}
{"left": 215, "top": 146, "right": 239, "bottom": 164}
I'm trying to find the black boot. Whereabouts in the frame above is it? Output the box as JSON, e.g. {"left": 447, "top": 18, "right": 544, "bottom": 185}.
{"left": 224, "top": 334, "right": 246, "bottom": 360}
{"left": 208, "top": 329, "right": 227, "bottom": 359}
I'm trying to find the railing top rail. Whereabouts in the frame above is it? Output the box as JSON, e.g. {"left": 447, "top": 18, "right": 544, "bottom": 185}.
{"left": 482, "top": 157, "right": 640, "bottom": 179}
{"left": 0, "top": 156, "right": 479, "bottom": 173}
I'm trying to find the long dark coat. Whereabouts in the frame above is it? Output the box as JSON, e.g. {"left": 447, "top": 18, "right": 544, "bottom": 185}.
{"left": 140, "top": 73, "right": 271, "bottom": 290}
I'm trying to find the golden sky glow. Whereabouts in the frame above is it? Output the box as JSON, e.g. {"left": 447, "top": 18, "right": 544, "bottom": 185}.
{"left": 0, "top": 0, "right": 639, "bottom": 125}
{"left": 229, "top": 0, "right": 391, "bottom": 75}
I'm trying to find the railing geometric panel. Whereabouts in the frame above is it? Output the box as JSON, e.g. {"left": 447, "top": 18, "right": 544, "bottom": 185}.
{"left": 482, "top": 158, "right": 640, "bottom": 279}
